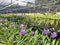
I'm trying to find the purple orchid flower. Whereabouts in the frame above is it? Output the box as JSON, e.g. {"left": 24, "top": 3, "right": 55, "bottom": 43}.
{"left": 30, "top": 31, "right": 34, "bottom": 35}
{"left": 20, "top": 29, "right": 26, "bottom": 36}
{"left": 43, "top": 29, "right": 49, "bottom": 35}
{"left": 20, "top": 24, "right": 24, "bottom": 29}
{"left": 51, "top": 32, "right": 57, "bottom": 38}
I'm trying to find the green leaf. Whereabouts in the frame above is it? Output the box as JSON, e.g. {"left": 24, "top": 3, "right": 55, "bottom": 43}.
{"left": 0, "top": 30, "right": 4, "bottom": 35}
{"left": 56, "top": 41, "right": 59, "bottom": 45}
{"left": 9, "top": 35, "right": 14, "bottom": 43}
{"left": 52, "top": 39, "right": 56, "bottom": 45}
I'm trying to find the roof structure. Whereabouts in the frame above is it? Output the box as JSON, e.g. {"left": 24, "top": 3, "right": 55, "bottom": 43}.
{"left": 0, "top": 0, "right": 35, "bottom": 13}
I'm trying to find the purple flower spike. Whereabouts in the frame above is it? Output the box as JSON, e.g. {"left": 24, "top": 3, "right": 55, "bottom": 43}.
{"left": 43, "top": 29, "right": 49, "bottom": 35}
{"left": 20, "top": 29, "right": 26, "bottom": 36}
{"left": 20, "top": 24, "right": 24, "bottom": 29}
{"left": 51, "top": 32, "right": 57, "bottom": 38}
{"left": 30, "top": 31, "right": 34, "bottom": 35}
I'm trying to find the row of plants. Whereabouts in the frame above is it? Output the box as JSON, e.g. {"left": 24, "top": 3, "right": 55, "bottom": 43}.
{"left": 0, "top": 14, "right": 60, "bottom": 45}
{"left": 0, "top": 14, "right": 60, "bottom": 30}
